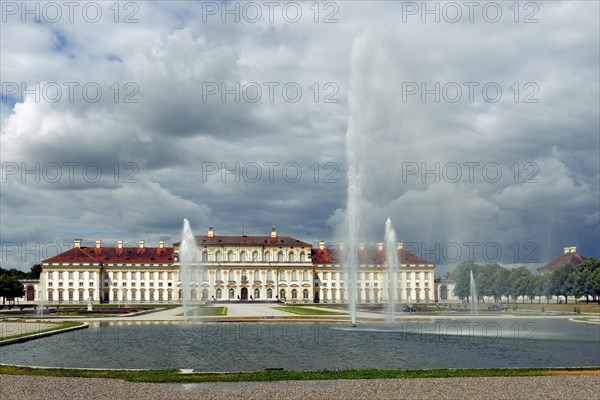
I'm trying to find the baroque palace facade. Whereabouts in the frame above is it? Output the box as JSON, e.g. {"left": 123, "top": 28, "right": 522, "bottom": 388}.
{"left": 40, "top": 227, "right": 435, "bottom": 304}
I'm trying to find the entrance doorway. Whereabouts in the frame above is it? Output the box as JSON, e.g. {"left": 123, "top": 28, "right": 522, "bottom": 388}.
{"left": 241, "top": 287, "right": 248, "bottom": 300}
{"left": 26, "top": 286, "right": 35, "bottom": 301}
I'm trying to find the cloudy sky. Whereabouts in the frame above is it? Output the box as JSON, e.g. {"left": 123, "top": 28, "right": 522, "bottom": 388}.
{"left": 1, "top": 1, "right": 598, "bottom": 273}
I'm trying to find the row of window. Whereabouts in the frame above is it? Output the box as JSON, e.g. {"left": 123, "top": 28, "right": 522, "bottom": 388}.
{"left": 186, "top": 288, "right": 311, "bottom": 301}
{"left": 199, "top": 250, "right": 309, "bottom": 263}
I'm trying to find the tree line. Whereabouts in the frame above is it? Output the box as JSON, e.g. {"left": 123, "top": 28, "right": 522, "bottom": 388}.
{"left": 450, "top": 258, "right": 600, "bottom": 304}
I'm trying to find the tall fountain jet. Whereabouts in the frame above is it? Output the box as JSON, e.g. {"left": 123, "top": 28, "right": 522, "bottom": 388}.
{"left": 470, "top": 270, "right": 478, "bottom": 316}
{"left": 384, "top": 218, "right": 399, "bottom": 322}
{"left": 180, "top": 219, "right": 200, "bottom": 319}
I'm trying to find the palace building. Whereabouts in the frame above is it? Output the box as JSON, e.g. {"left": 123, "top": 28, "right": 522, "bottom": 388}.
{"left": 40, "top": 227, "right": 435, "bottom": 304}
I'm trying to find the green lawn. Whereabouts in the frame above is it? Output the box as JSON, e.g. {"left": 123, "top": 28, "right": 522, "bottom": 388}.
{"left": 0, "top": 365, "right": 598, "bottom": 383}
{"left": 179, "top": 306, "right": 227, "bottom": 316}
{"left": 273, "top": 306, "right": 347, "bottom": 315}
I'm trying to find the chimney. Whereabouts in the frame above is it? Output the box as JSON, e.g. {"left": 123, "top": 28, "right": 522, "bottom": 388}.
{"left": 207, "top": 227, "right": 214, "bottom": 238}
{"left": 377, "top": 242, "right": 384, "bottom": 251}
{"left": 139, "top": 240, "right": 145, "bottom": 249}
{"left": 319, "top": 241, "right": 325, "bottom": 250}
{"left": 271, "top": 226, "right": 277, "bottom": 238}
{"left": 117, "top": 240, "right": 123, "bottom": 249}
{"left": 564, "top": 246, "right": 577, "bottom": 254}
{"left": 397, "top": 242, "right": 404, "bottom": 251}
{"left": 95, "top": 240, "right": 101, "bottom": 249}
{"left": 159, "top": 240, "right": 164, "bottom": 248}
{"left": 359, "top": 243, "right": 365, "bottom": 251}
{"left": 74, "top": 239, "right": 82, "bottom": 248}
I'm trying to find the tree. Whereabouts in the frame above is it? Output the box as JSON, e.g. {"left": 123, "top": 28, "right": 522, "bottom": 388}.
{"left": 451, "top": 261, "right": 477, "bottom": 302}
{"left": 549, "top": 264, "right": 575, "bottom": 304}
{"left": 28, "top": 264, "right": 42, "bottom": 279}
{"left": 0, "top": 275, "right": 25, "bottom": 306}
{"left": 491, "top": 267, "right": 510, "bottom": 303}
{"left": 508, "top": 266, "right": 533, "bottom": 303}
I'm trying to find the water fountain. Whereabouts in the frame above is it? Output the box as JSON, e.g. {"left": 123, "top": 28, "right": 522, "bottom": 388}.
{"left": 384, "top": 218, "right": 399, "bottom": 322}
{"left": 179, "top": 219, "right": 200, "bottom": 319}
{"left": 37, "top": 270, "right": 45, "bottom": 318}
{"left": 470, "top": 270, "right": 478, "bottom": 316}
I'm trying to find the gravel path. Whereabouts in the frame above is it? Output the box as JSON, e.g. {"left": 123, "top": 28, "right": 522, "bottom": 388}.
{"left": 1, "top": 374, "right": 599, "bottom": 400}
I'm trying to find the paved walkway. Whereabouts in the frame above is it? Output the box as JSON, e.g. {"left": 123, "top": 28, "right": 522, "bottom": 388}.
{"left": 1, "top": 374, "right": 599, "bottom": 400}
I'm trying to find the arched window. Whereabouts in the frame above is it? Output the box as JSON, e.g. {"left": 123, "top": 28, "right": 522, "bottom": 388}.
{"left": 331, "top": 289, "right": 336, "bottom": 301}
{"left": 289, "top": 252, "right": 294, "bottom": 262}
{"left": 202, "top": 252, "right": 208, "bottom": 262}
{"left": 241, "top": 270, "right": 248, "bottom": 281}
{"left": 279, "top": 289, "right": 286, "bottom": 300}
{"left": 279, "top": 270, "right": 285, "bottom": 280}
{"left": 292, "top": 289, "right": 297, "bottom": 300}
{"left": 267, "top": 270, "right": 273, "bottom": 281}
{"left": 229, "top": 288, "right": 235, "bottom": 299}
{"left": 300, "top": 252, "right": 305, "bottom": 262}
{"left": 303, "top": 289, "right": 309, "bottom": 299}
{"left": 240, "top": 251, "right": 246, "bottom": 262}
{"left": 191, "top": 290, "right": 197, "bottom": 300}
{"left": 216, "top": 288, "right": 222, "bottom": 299}
{"left": 216, "top": 270, "right": 222, "bottom": 281}
{"left": 291, "top": 270, "right": 297, "bottom": 281}
{"left": 254, "top": 270, "right": 260, "bottom": 281}
{"left": 252, "top": 251, "right": 258, "bottom": 262}
{"left": 202, "top": 289, "right": 209, "bottom": 300}
{"left": 215, "top": 251, "right": 222, "bottom": 262}
{"left": 277, "top": 252, "right": 283, "bottom": 262}
{"left": 227, "top": 251, "right": 234, "bottom": 262}
{"left": 264, "top": 252, "right": 270, "bottom": 262}
{"left": 303, "top": 270, "right": 308, "bottom": 281}
{"left": 228, "top": 270, "right": 235, "bottom": 281}
{"left": 254, "top": 288, "right": 260, "bottom": 299}
{"left": 267, "top": 288, "right": 273, "bottom": 299}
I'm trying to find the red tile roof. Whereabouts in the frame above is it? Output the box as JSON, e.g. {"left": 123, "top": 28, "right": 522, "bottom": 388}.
{"left": 43, "top": 246, "right": 175, "bottom": 264}
{"left": 536, "top": 251, "right": 588, "bottom": 273}
{"left": 311, "top": 248, "right": 434, "bottom": 265}
{"left": 175, "top": 235, "right": 312, "bottom": 247}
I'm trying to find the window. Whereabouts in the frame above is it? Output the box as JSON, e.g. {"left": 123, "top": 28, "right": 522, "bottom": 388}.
{"left": 159, "top": 291, "right": 163, "bottom": 301}
{"left": 291, "top": 270, "right": 297, "bottom": 281}
{"left": 267, "top": 270, "right": 273, "bottom": 281}
{"left": 79, "top": 291, "right": 84, "bottom": 302}
{"left": 191, "top": 290, "right": 197, "bottom": 300}
{"left": 228, "top": 270, "right": 235, "bottom": 281}
{"left": 279, "top": 270, "right": 285, "bottom": 280}
{"left": 202, "top": 270, "right": 209, "bottom": 281}
{"left": 202, "top": 252, "right": 208, "bottom": 262}
{"left": 227, "top": 251, "right": 234, "bottom": 262}
{"left": 216, "top": 288, "right": 222, "bottom": 299}
{"left": 228, "top": 288, "right": 235, "bottom": 300}
{"left": 240, "top": 251, "right": 246, "bottom": 262}
{"left": 113, "top": 291, "right": 118, "bottom": 301}
{"left": 277, "top": 252, "right": 283, "bottom": 262}
{"left": 202, "top": 289, "right": 209, "bottom": 300}
{"left": 252, "top": 251, "right": 258, "bottom": 262}
{"left": 58, "top": 272, "right": 63, "bottom": 279}
{"left": 264, "top": 252, "right": 270, "bottom": 262}
{"left": 168, "top": 272, "right": 172, "bottom": 279}
{"left": 241, "top": 270, "right": 248, "bottom": 281}
{"left": 303, "top": 270, "right": 309, "bottom": 281}
{"left": 267, "top": 288, "right": 273, "bottom": 299}
{"left": 48, "top": 291, "right": 53, "bottom": 301}
{"left": 254, "top": 270, "right": 260, "bottom": 281}
{"left": 289, "top": 252, "right": 294, "bottom": 262}
{"left": 216, "top": 251, "right": 222, "bottom": 262}
{"left": 331, "top": 290, "right": 336, "bottom": 301}
{"left": 279, "top": 289, "right": 286, "bottom": 300}
{"left": 69, "top": 271, "right": 74, "bottom": 279}
{"left": 303, "top": 289, "right": 309, "bottom": 299}
{"left": 216, "top": 270, "right": 222, "bottom": 281}
{"left": 58, "top": 292, "right": 63, "bottom": 302}
{"left": 254, "top": 288, "right": 260, "bottom": 299}
{"left": 140, "top": 291, "right": 145, "bottom": 301}
{"left": 300, "top": 252, "right": 305, "bottom": 262}
{"left": 69, "top": 291, "right": 74, "bottom": 301}
{"left": 292, "top": 289, "right": 297, "bottom": 300}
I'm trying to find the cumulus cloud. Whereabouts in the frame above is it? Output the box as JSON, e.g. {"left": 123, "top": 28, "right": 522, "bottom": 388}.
{"left": 1, "top": 1, "right": 598, "bottom": 271}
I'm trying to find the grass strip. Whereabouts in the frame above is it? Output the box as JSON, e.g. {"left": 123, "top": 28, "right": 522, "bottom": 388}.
{"left": 0, "top": 366, "right": 598, "bottom": 383}
{"left": 272, "top": 306, "right": 347, "bottom": 315}
{"left": 0, "top": 321, "right": 84, "bottom": 342}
